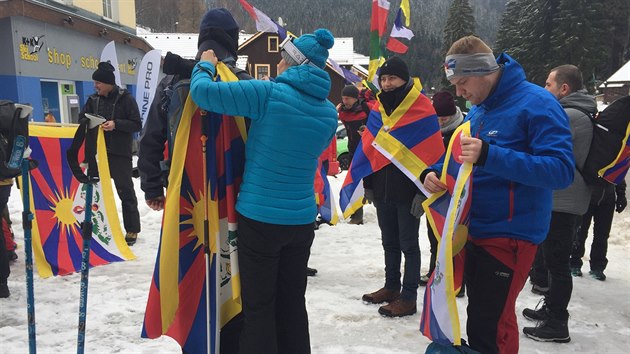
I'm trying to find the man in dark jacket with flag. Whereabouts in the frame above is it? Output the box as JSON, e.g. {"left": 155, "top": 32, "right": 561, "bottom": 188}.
{"left": 80, "top": 62, "right": 142, "bottom": 246}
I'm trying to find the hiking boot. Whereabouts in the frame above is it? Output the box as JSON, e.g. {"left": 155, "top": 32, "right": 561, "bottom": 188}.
{"left": 125, "top": 232, "right": 138, "bottom": 246}
{"left": 531, "top": 283, "right": 549, "bottom": 296}
{"left": 523, "top": 299, "right": 549, "bottom": 322}
{"left": 570, "top": 267, "right": 582, "bottom": 277}
{"left": 348, "top": 218, "right": 363, "bottom": 225}
{"left": 8, "top": 250, "right": 17, "bottom": 262}
{"left": 523, "top": 316, "right": 570, "bottom": 343}
{"left": 378, "top": 298, "right": 417, "bottom": 317}
{"left": 589, "top": 270, "right": 606, "bottom": 281}
{"left": 362, "top": 288, "right": 400, "bottom": 304}
{"left": 0, "top": 283, "right": 9, "bottom": 298}
{"left": 306, "top": 267, "right": 318, "bottom": 277}
{"left": 419, "top": 274, "right": 430, "bottom": 286}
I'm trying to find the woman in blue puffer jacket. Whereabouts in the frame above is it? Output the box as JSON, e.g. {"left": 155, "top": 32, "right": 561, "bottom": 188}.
{"left": 191, "top": 28, "right": 338, "bottom": 354}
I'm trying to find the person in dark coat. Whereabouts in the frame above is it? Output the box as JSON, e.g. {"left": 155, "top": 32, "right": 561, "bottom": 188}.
{"left": 420, "top": 91, "right": 465, "bottom": 295}
{"left": 79, "top": 62, "right": 142, "bottom": 246}
{"left": 338, "top": 84, "right": 370, "bottom": 224}
{"left": 137, "top": 8, "right": 251, "bottom": 354}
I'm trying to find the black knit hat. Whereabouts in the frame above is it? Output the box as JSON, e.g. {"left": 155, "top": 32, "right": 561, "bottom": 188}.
{"left": 379, "top": 56, "right": 409, "bottom": 81}
{"left": 92, "top": 61, "right": 116, "bottom": 85}
{"left": 197, "top": 8, "right": 239, "bottom": 59}
{"left": 341, "top": 85, "right": 359, "bottom": 98}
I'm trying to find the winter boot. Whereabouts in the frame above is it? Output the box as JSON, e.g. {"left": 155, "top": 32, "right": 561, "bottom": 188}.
{"left": 523, "top": 299, "right": 549, "bottom": 322}
{"left": 378, "top": 298, "right": 417, "bottom": 317}
{"left": 589, "top": 270, "right": 606, "bottom": 281}
{"left": 523, "top": 312, "right": 570, "bottom": 343}
{"left": 362, "top": 287, "right": 400, "bottom": 304}
{"left": 125, "top": 232, "right": 138, "bottom": 246}
{"left": 570, "top": 267, "right": 582, "bottom": 277}
{"left": 306, "top": 267, "right": 318, "bottom": 277}
{"left": 0, "top": 282, "right": 9, "bottom": 298}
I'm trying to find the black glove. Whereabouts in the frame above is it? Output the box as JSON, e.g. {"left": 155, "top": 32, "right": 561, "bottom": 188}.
{"left": 616, "top": 194, "right": 627, "bottom": 213}
{"left": 363, "top": 189, "right": 374, "bottom": 204}
{"left": 410, "top": 193, "right": 427, "bottom": 219}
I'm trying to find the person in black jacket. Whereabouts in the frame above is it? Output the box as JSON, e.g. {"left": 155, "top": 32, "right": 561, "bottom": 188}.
{"left": 137, "top": 8, "right": 251, "bottom": 354}
{"left": 79, "top": 62, "right": 142, "bottom": 246}
{"left": 420, "top": 91, "right": 465, "bottom": 293}
{"left": 360, "top": 57, "right": 426, "bottom": 318}
{"left": 138, "top": 8, "right": 252, "bottom": 213}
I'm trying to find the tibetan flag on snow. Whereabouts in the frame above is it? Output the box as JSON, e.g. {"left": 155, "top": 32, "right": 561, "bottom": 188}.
{"left": 27, "top": 124, "right": 134, "bottom": 278}
{"left": 368, "top": 0, "right": 390, "bottom": 81}
{"left": 142, "top": 62, "right": 246, "bottom": 354}
{"left": 339, "top": 78, "right": 444, "bottom": 218}
{"left": 420, "top": 121, "right": 473, "bottom": 346}
{"left": 239, "top": 0, "right": 287, "bottom": 40}
{"left": 315, "top": 158, "right": 339, "bottom": 225}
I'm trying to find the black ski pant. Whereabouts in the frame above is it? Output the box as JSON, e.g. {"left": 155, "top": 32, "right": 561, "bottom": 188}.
{"left": 530, "top": 212, "right": 579, "bottom": 318}
{"left": 237, "top": 214, "right": 314, "bottom": 354}
{"left": 108, "top": 154, "right": 140, "bottom": 233}
{"left": 571, "top": 195, "right": 615, "bottom": 271}
{"left": 0, "top": 185, "right": 10, "bottom": 284}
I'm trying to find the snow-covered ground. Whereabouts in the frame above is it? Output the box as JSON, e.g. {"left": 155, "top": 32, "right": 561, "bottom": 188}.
{"left": 1, "top": 172, "right": 629, "bottom": 353}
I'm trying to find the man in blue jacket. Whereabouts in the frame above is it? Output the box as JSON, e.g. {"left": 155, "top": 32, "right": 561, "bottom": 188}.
{"left": 191, "top": 29, "right": 338, "bottom": 354}
{"left": 423, "top": 36, "right": 574, "bottom": 354}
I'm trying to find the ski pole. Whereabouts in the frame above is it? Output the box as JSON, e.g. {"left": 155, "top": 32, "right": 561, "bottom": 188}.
{"left": 76, "top": 180, "right": 94, "bottom": 354}
{"left": 22, "top": 158, "right": 36, "bottom": 354}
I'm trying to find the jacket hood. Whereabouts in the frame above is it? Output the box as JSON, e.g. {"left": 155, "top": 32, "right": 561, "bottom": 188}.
{"left": 479, "top": 53, "right": 526, "bottom": 109}
{"left": 275, "top": 65, "right": 331, "bottom": 100}
{"left": 560, "top": 90, "right": 597, "bottom": 114}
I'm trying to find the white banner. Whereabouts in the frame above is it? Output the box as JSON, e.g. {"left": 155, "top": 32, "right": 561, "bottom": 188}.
{"left": 134, "top": 49, "right": 162, "bottom": 127}
{"left": 100, "top": 40, "right": 121, "bottom": 87}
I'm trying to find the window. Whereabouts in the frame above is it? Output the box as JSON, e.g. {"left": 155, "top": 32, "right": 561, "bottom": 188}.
{"left": 255, "top": 64, "right": 270, "bottom": 80}
{"left": 103, "top": 0, "right": 113, "bottom": 19}
{"left": 268, "top": 36, "right": 279, "bottom": 53}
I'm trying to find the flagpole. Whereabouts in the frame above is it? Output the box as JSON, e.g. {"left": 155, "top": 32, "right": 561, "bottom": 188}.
{"left": 200, "top": 113, "right": 213, "bottom": 354}
{"left": 21, "top": 158, "right": 37, "bottom": 354}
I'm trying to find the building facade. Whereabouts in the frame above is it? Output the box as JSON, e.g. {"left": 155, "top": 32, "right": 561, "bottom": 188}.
{"left": 0, "top": 0, "right": 151, "bottom": 123}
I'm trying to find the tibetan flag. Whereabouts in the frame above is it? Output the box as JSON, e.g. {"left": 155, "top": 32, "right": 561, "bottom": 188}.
{"left": 142, "top": 62, "right": 246, "bottom": 354}
{"left": 368, "top": 0, "right": 390, "bottom": 81}
{"left": 390, "top": 8, "right": 414, "bottom": 40}
{"left": 339, "top": 78, "right": 444, "bottom": 218}
{"left": 27, "top": 124, "right": 135, "bottom": 278}
{"left": 420, "top": 121, "right": 473, "bottom": 346}
{"left": 315, "top": 158, "right": 339, "bottom": 225}
{"left": 600, "top": 126, "right": 630, "bottom": 185}
{"left": 239, "top": 0, "right": 287, "bottom": 40}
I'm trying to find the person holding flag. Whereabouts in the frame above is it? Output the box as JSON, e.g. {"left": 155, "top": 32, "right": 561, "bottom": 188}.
{"left": 359, "top": 56, "right": 442, "bottom": 318}
{"left": 423, "top": 36, "right": 575, "bottom": 354}
{"left": 191, "top": 28, "right": 338, "bottom": 354}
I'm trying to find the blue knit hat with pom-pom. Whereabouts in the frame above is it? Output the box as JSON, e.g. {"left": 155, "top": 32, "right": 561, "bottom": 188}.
{"left": 293, "top": 28, "right": 334, "bottom": 69}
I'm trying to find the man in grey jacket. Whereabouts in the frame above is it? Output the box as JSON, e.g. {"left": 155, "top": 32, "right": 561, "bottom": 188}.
{"left": 522, "top": 64, "right": 595, "bottom": 343}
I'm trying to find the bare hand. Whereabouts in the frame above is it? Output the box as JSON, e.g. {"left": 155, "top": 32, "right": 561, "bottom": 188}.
{"left": 146, "top": 196, "right": 165, "bottom": 211}
{"left": 460, "top": 136, "right": 482, "bottom": 163}
{"left": 102, "top": 120, "right": 115, "bottom": 131}
{"left": 424, "top": 172, "right": 447, "bottom": 194}
{"left": 200, "top": 49, "right": 218, "bottom": 66}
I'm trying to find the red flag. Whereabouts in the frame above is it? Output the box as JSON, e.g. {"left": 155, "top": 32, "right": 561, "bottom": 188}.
{"left": 386, "top": 37, "right": 409, "bottom": 54}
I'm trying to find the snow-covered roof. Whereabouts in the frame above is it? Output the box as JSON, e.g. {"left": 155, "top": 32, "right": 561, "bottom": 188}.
{"left": 328, "top": 37, "right": 355, "bottom": 65}
{"left": 139, "top": 32, "right": 254, "bottom": 59}
{"left": 600, "top": 60, "right": 630, "bottom": 88}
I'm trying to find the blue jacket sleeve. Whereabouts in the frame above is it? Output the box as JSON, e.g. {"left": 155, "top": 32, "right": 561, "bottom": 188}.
{"left": 190, "top": 61, "right": 273, "bottom": 120}
{"left": 482, "top": 107, "right": 575, "bottom": 190}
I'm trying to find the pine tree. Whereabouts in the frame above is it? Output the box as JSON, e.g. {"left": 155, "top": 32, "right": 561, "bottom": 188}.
{"left": 442, "top": 0, "right": 476, "bottom": 54}
{"left": 549, "top": 0, "right": 608, "bottom": 91}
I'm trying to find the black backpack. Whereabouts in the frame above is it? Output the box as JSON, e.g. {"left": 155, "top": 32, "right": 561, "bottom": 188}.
{"left": 0, "top": 100, "right": 30, "bottom": 178}
{"left": 580, "top": 96, "right": 630, "bottom": 185}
